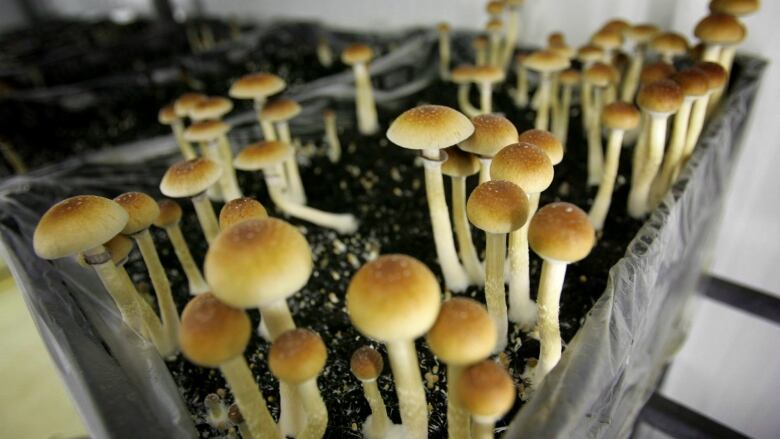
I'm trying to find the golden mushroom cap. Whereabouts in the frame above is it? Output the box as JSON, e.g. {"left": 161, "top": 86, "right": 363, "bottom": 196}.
{"left": 584, "top": 62, "right": 617, "bottom": 88}
{"left": 458, "top": 114, "right": 518, "bottom": 158}
{"left": 602, "top": 102, "right": 641, "bottom": 131}
{"left": 528, "top": 202, "right": 595, "bottom": 263}
{"left": 591, "top": 28, "right": 624, "bottom": 51}
{"left": 467, "top": 180, "right": 529, "bottom": 234}
{"left": 710, "top": 0, "right": 760, "bottom": 16}
{"left": 517, "top": 129, "right": 563, "bottom": 165}
{"left": 559, "top": 69, "right": 581, "bottom": 86}
{"left": 650, "top": 32, "right": 689, "bottom": 57}
{"left": 158, "top": 104, "right": 178, "bottom": 125}
{"left": 442, "top": 146, "right": 480, "bottom": 178}
{"left": 637, "top": 79, "right": 684, "bottom": 114}
{"left": 153, "top": 199, "right": 183, "bottom": 228}
{"left": 640, "top": 61, "right": 676, "bottom": 85}
{"left": 672, "top": 68, "right": 710, "bottom": 98}
{"left": 103, "top": 234, "right": 134, "bottom": 265}
{"left": 228, "top": 73, "right": 286, "bottom": 100}
{"left": 486, "top": 18, "right": 503, "bottom": 33}
{"left": 695, "top": 13, "right": 746, "bottom": 45}
{"left": 387, "top": 105, "right": 474, "bottom": 151}
{"left": 350, "top": 346, "right": 384, "bottom": 381}
{"left": 471, "top": 65, "right": 505, "bottom": 83}
{"left": 347, "top": 254, "right": 441, "bottom": 342}
{"left": 490, "top": 142, "right": 554, "bottom": 194}
{"left": 269, "top": 328, "right": 327, "bottom": 384}
{"left": 260, "top": 98, "right": 301, "bottom": 122}
{"left": 114, "top": 192, "right": 160, "bottom": 235}
{"left": 183, "top": 120, "right": 230, "bottom": 143}
{"left": 624, "top": 24, "right": 660, "bottom": 43}
{"left": 696, "top": 61, "right": 728, "bottom": 91}
{"left": 160, "top": 158, "right": 223, "bottom": 198}
{"left": 436, "top": 22, "right": 450, "bottom": 33}
{"left": 577, "top": 44, "right": 604, "bottom": 64}
{"left": 34, "top": 195, "right": 128, "bottom": 260}
{"left": 234, "top": 140, "right": 294, "bottom": 171}
{"left": 451, "top": 64, "right": 476, "bottom": 84}
{"left": 524, "top": 50, "right": 570, "bottom": 73}
{"left": 342, "top": 43, "right": 374, "bottom": 65}
{"left": 179, "top": 293, "right": 251, "bottom": 368}
{"left": 601, "top": 18, "right": 631, "bottom": 34}
{"left": 174, "top": 92, "right": 207, "bottom": 118}
{"left": 190, "top": 97, "right": 234, "bottom": 122}
{"left": 486, "top": 0, "right": 505, "bottom": 16}
{"left": 219, "top": 197, "right": 268, "bottom": 230}
{"left": 456, "top": 360, "right": 515, "bottom": 420}
{"left": 426, "top": 298, "right": 496, "bottom": 366}
{"left": 473, "top": 36, "right": 488, "bottom": 49}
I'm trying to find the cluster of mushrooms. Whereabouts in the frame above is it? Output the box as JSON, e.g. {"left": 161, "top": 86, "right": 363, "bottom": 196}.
{"left": 30, "top": 0, "right": 758, "bottom": 438}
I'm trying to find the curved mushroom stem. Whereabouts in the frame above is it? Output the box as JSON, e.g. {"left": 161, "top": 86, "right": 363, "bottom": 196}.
{"left": 477, "top": 156, "right": 492, "bottom": 185}
{"left": 508, "top": 194, "right": 539, "bottom": 329}
{"left": 171, "top": 121, "right": 197, "bottom": 159}
{"left": 471, "top": 419, "right": 495, "bottom": 439}
{"left": 324, "top": 111, "right": 342, "bottom": 163}
{"left": 589, "top": 129, "right": 626, "bottom": 231}
{"left": 83, "top": 246, "right": 144, "bottom": 337}
{"left": 277, "top": 122, "right": 307, "bottom": 205}
{"left": 587, "top": 87, "right": 605, "bottom": 186}
{"left": 220, "top": 355, "right": 281, "bottom": 439}
{"left": 501, "top": 7, "right": 520, "bottom": 67}
{"left": 651, "top": 99, "right": 693, "bottom": 206}
{"left": 352, "top": 63, "right": 379, "bottom": 135}
{"left": 422, "top": 151, "right": 470, "bottom": 292}
{"left": 485, "top": 232, "right": 509, "bottom": 352}
{"left": 446, "top": 364, "right": 470, "bottom": 439}
{"left": 133, "top": 229, "right": 180, "bottom": 358}
{"left": 0, "top": 140, "right": 26, "bottom": 174}
{"left": 457, "top": 84, "right": 481, "bottom": 118}
{"left": 361, "top": 379, "right": 390, "bottom": 438}
{"left": 478, "top": 82, "right": 493, "bottom": 115}
{"left": 532, "top": 259, "right": 567, "bottom": 388}
{"left": 621, "top": 48, "right": 644, "bottom": 103}
{"left": 534, "top": 73, "right": 551, "bottom": 131}
{"left": 628, "top": 113, "right": 668, "bottom": 218}
{"left": 452, "top": 176, "right": 484, "bottom": 285}
{"left": 514, "top": 65, "right": 529, "bottom": 108}
{"left": 164, "top": 224, "right": 209, "bottom": 295}
{"left": 439, "top": 30, "right": 451, "bottom": 80}
{"left": 677, "top": 94, "right": 711, "bottom": 177}
{"left": 217, "top": 135, "right": 243, "bottom": 202}
{"left": 191, "top": 192, "right": 220, "bottom": 244}
{"left": 115, "top": 262, "right": 169, "bottom": 354}
{"left": 296, "top": 379, "right": 328, "bottom": 439}
{"left": 386, "top": 339, "right": 428, "bottom": 439}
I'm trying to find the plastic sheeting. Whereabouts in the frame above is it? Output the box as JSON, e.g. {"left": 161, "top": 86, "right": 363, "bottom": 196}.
{"left": 0, "top": 22, "right": 767, "bottom": 438}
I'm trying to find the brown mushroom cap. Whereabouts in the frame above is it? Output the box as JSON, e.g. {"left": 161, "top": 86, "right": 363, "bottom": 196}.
{"left": 158, "top": 104, "right": 178, "bottom": 125}
{"left": 233, "top": 141, "right": 295, "bottom": 171}
{"left": 696, "top": 61, "right": 729, "bottom": 91}
{"left": 442, "top": 147, "right": 480, "bottom": 177}
{"left": 547, "top": 32, "right": 566, "bottom": 47}
{"left": 458, "top": 114, "right": 518, "bottom": 158}
{"left": 228, "top": 73, "right": 286, "bottom": 100}
{"left": 174, "top": 92, "right": 207, "bottom": 118}
{"left": 517, "top": 129, "right": 563, "bottom": 165}
{"left": 591, "top": 29, "right": 624, "bottom": 51}
{"left": 710, "top": 0, "right": 760, "bottom": 16}
{"left": 104, "top": 234, "right": 134, "bottom": 265}
{"left": 342, "top": 44, "right": 374, "bottom": 65}
{"left": 602, "top": 102, "right": 641, "bottom": 131}
{"left": 601, "top": 18, "right": 631, "bottom": 34}
{"left": 695, "top": 13, "right": 746, "bottom": 45}
{"left": 528, "top": 202, "right": 595, "bottom": 263}
{"left": 205, "top": 218, "right": 312, "bottom": 309}
{"left": 486, "top": 18, "right": 503, "bottom": 33}
{"left": 114, "top": 192, "right": 160, "bottom": 235}
{"left": 577, "top": 44, "right": 604, "bottom": 64}
{"left": 486, "top": 0, "right": 505, "bottom": 15}
{"left": 624, "top": 24, "right": 660, "bottom": 43}
{"left": 387, "top": 105, "right": 474, "bottom": 151}
{"left": 260, "top": 98, "right": 301, "bottom": 122}
{"left": 228, "top": 404, "right": 244, "bottom": 424}
{"left": 640, "top": 61, "right": 676, "bottom": 85}
{"left": 350, "top": 346, "right": 384, "bottom": 381}
{"left": 436, "top": 22, "right": 450, "bottom": 33}
{"left": 184, "top": 120, "right": 231, "bottom": 143}
{"left": 473, "top": 36, "right": 488, "bottom": 50}
{"left": 426, "top": 298, "right": 496, "bottom": 366}
{"left": 347, "top": 254, "right": 441, "bottom": 342}
{"left": 637, "top": 79, "right": 684, "bottom": 114}
{"left": 179, "top": 293, "right": 251, "bottom": 368}
{"left": 269, "top": 328, "right": 327, "bottom": 384}
{"left": 672, "top": 69, "right": 710, "bottom": 98}
{"left": 160, "top": 158, "right": 223, "bottom": 198}
{"left": 559, "top": 69, "right": 581, "bottom": 86}
{"left": 451, "top": 64, "right": 476, "bottom": 84}
{"left": 34, "top": 195, "right": 129, "bottom": 259}
{"left": 219, "top": 198, "right": 268, "bottom": 229}
{"left": 490, "top": 142, "right": 554, "bottom": 194}
{"left": 456, "top": 360, "right": 515, "bottom": 420}
{"left": 584, "top": 62, "right": 617, "bottom": 88}
{"left": 548, "top": 42, "right": 575, "bottom": 60}
{"left": 153, "top": 199, "right": 183, "bottom": 228}
{"left": 190, "top": 97, "right": 234, "bottom": 122}
{"left": 650, "top": 32, "right": 689, "bottom": 57}
{"left": 471, "top": 65, "right": 506, "bottom": 83}
{"left": 523, "top": 50, "right": 570, "bottom": 73}
{"left": 467, "top": 180, "right": 529, "bottom": 234}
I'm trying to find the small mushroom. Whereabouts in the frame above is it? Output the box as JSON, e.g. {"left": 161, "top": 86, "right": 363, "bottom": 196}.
{"left": 342, "top": 44, "right": 379, "bottom": 135}
{"left": 174, "top": 92, "right": 207, "bottom": 121}
{"left": 524, "top": 50, "right": 570, "bottom": 131}
{"left": 261, "top": 98, "right": 307, "bottom": 205}
{"left": 620, "top": 24, "right": 660, "bottom": 102}
{"left": 650, "top": 32, "right": 689, "bottom": 64}
{"left": 228, "top": 72, "right": 287, "bottom": 140}
{"left": 219, "top": 197, "right": 268, "bottom": 230}
{"left": 159, "top": 157, "right": 223, "bottom": 244}
{"left": 459, "top": 113, "right": 519, "bottom": 184}
{"left": 450, "top": 65, "right": 480, "bottom": 118}
{"left": 437, "top": 22, "right": 452, "bottom": 80}
{"left": 456, "top": 360, "right": 515, "bottom": 439}
{"left": 470, "top": 65, "right": 505, "bottom": 114}
{"left": 323, "top": 109, "right": 342, "bottom": 163}
{"left": 153, "top": 199, "right": 208, "bottom": 295}
{"left": 694, "top": 13, "right": 746, "bottom": 65}
{"left": 184, "top": 120, "right": 242, "bottom": 201}
{"left": 158, "top": 104, "right": 196, "bottom": 159}
{"left": 679, "top": 62, "right": 727, "bottom": 173}
{"left": 228, "top": 404, "right": 252, "bottom": 439}
{"left": 350, "top": 346, "right": 392, "bottom": 439}
{"left": 204, "top": 393, "right": 228, "bottom": 431}
{"left": 591, "top": 28, "right": 623, "bottom": 64}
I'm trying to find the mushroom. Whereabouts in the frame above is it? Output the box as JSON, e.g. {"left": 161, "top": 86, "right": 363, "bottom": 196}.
{"left": 583, "top": 62, "right": 616, "bottom": 186}
{"left": 316, "top": 36, "right": 334, "bottom": 68}
{"left": 517, "top": 129, "right": 564, "bottom": 168}
{"left": 467, "top": 180, "right": 529, "bottom": 352}
{"left": 437, "top": 22, "right": 452, "bottom": 80}
{"left": 160, "top": 158, "right": 223, "bottom": 244}
{"left": 174, "top": 92, "right": 207, "bottom": 121}
{"left": 470, "top": 65, "right": 505, "bottom": 114}
{"left": 342, "top": 44, "right": 379, "bottom": 135}
{"left": 513, "top": 54, "right": 529, "bottom": 108}
{"left": 576, "top": 44, "right": 605, "bottom": 131}
{"left": 528, "top": 202, "right": 595, "bottom": 386}
{"left": 158, "top": 104, "right": 196, "bottom": 159}
{"left": 501, "top": 0, "right": 524, "bottom": 67}
{"left": 269, "top": 329, "right": 328, "bottom": 439}
{"left": 694, "top": 13, "right": 746, "bottom": 65}
{"left": 219, "top": 197, "right": 268, "bottom": 229}
{"left": 442, "top": 147, "right": 484, "bottom": 285}
{"left": 228, "top": 72, "right": 287, "bottom": 140}
{"left": 426, "top": 298, "right": 496, "bottom": 439}
{"left": 679, "top": 62, "right": 728, "bottom": 173}
{"left": 524, "top": 50, "right": 570, "bottom": 131}
{"left": 627, "top": 79, "right": 683, "bottom": 218}
{"left": 485, "top": 19, "right": 504, "bottom": 67}
{"left": 710, "top": 0, "right": 760, "bottom": 16}
{"left": 490, "top": 143, "right": 554, "bottom": 329}
{"left": 601, "top": 18, "right": 631, "bottom": 34}
{"left": 650, "top": 32, "right": 689, "bottom": 64}
{"left": 620, "top": 24, "right": 660, "bottom": 102}
{"left": 591, "top": 28, "right": 623, "bottom": 65}
{"left": 114, "top": 192, "right": 180, "bottom": 357}
{"left": 179, "top": 293, "right": 280, "bottom": 439}
{"left": 547, "top": 37, "right": 576, "bottom": 121}
{"left": 473, "top": 36, "right": 488, "bottom": 67}
{"left": 451, "top": 65, "right": 480, "bottom": 118}
{"left": 190, "top": 97, "right": 242, "bottom": 202}
{"left": 184, "top": 120, "right": 242, "bottom": 201}
{"left": 261, "top": 98, "right": 307, "bottom": 205}
{"left": 153, "top": 199, "right": 208, "bottom": 295}
{"left": 588, "top": 102, "right": 641, "bottom": 231}
{"left": 485, "top": 0, "right": 505, "bottom": 17}
{"left": 204, "top": 393, "right": 229, "bottom": 431}
{"left": 386, "top": 105, "right": 474, "bottom": 291}
{"left": 228, "top": 404, "right": 252, "bottom": 439}
{"left": 555, "top": 69, "right": 580, "bottom": 142}
{"left": 459, "top": 113, "right": 519, "bottom": 184}
{"left": 456, "top": 360, "right": 515, "bottom": 439}
{"left": 350, "top": 346, "right": 392, "bottom": 439}
{"left": 234, "top": 141, "right": 359, "bottom": 233}
{"left": 323, "top": 109, "right": 342, "bottom": 163}
{"left": 347, "top": 255, "right": 442, "bottom": 439}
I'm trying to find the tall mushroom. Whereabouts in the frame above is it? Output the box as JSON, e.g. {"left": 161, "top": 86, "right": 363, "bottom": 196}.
{"left": 524, "top": 50, "right": 570, "bottom": 131}
{"left": 583, "top": 62, "right": 615, "bottom": 186}
{"left": 228, "top": 72, "right": 286, "bottom": 141}
{"left": 513, "top": 54, "right": 530, "bottom": 108}
{"left": 219, "top": 197, "right": 268, "bottom": 230}
{"left": 576, "top": 44, "right": 604, "bottom": 132}
{"left": 184, "top": 120, "right": 242, "bottom": 201}
{"left": 473, "top": 36, "right": 488, "bottom": 67}
{"left": 350, "top": 346, "right": 392, "bottom": 439}
{"left": 471, "top": 66, "right": 505, "bottom": 114}
{"left": 485, "top": 19, "right": 504, "bottom": 68}
{"left": 620, "top": 24, "right": 659, "bottom": 102}
{"left": 451, "top": 65, "right": 480, "bottom": 118}
{"left": 323, "top": 109, "right": 342, "bottom": 163}
{"left": 158, "top": 104, "right": 196, "bottom": 159}
{"left": 649, "top": 32, "right": 689, "bottom": 64}
{"left": 710, "top": 0, "right": 758, "bottom": 82}
{"left": 153, "top": 199, "right": 209, "bottom": 295}
{"left": 342, "top": 44, "right": 379, "bottom": 135}
{"left": 190, "top": 97, "right": 242, "bottom": 202}
{"left": 347, "top": 255, "right": 441, "bottom": 439}
{"left": 459, "top": 113, "right": 519, "bottom": 184}
{"left": 437, "top": 22, "right": 451, "bottom": 80}
{"left": 160, "top": 158, "right": 223, "bottom": 244}
{"left": 678, "top": 62, "right": 728, "bottom": 174}
{"left": 456, "top": 360, "right": 515, "bottom": 439}
{"left": 501, "top": 0, "right": 524, "bottom": 67}
{"left": 386, "top": 105, "right": 474, "bottom": 292}
{"left": 555, "top": 69, "right": 580, "bottom": 142}
{"left": 261, "top": 98, "right": 307, "bottom": 204}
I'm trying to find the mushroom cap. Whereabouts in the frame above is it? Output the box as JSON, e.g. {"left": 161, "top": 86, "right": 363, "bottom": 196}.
{"left": 158, "top": 104, "right": 178, "bottom": 125}
{"left": 104, "top": 234, "right": 134, "bottom": 265}
{"left": 486, "top": 0, "right": 505, "bottom": 15}
{"left": 696, "top": 61, "right": 728, "bottom": 91}
{"left": 426, "top": 298, "right": 496, "bottom": 366}
{"left": 458, "top": 114, "right": 518, "bottom": 158}
{"left": 695, "top": 13, "right": 746, "bottom": 45}
{"left": 528, "top": 202, "right": 595, "bottom": 263}
{"left": 342, "top": 44, "right": 374, "bottom": 65}
{"left": 451, "top": 64, "right": 476, "bottom": 84}
{"left": 473, "top": 36, "right": 488, "bottom": 49}
{"left": 269, "top": 329, "right": 327, "bottom": 384}
{"left": 547, "top": 32, "right": 566, "bottom": 47}
{"left": 650, "top": 32, "right": 689, "bottom": 57}
{"left": 577, "top": 44, "right": 604, "bottom": 63}
{"left": 113, "top": 192, "right": 160, "bottom": 235}
{"left": 234, "top": 141, "right": 294, "bottom": 171}
{"left": 386, "top": 105, "right": 474, "bottom": 151}
{"left": 219, "top": 197, "right": 268, "bottom": 229}
{"left": 160, "top": 158, "right": 223, "bottom": 198}
{"left": 637, "top": 79, "right": 684, "bottom": 114}
{"left": 490, "top": 142, "right": 554, "bottom": 194}
{"left": 471, "top": 65, "right": 505, "bottom": 83}
{"left": 624, "top": 24, "right": 660, "bottom": 43}
{"left": 347, "top": 254, "right": 441, "bottom": 342}
{"left": 174, "top": 92, "right": 207, "bottom": 118}
{"left": 602, "top": 102, "right": 641, "bottom": 131}
{"left": 34, "top": 195, "right": 129, "bottom": 259}
{"left": 227, "top": 404, "right": 244, "bottom": 424}
{"left": 584, "top": 62, "right": 617, "bottom": 88}
{"left": 205, "top": 218, "right": 312, "bottom": 309}
{"left": 436, "top": 22, "right": 450, "bottom": 32}
{"left": 228, "top": 73, "right": 286, "bottom": 100}
{"left": 179, "top": 293, "right": 251, "bottom": 368}
{"left": 486, "top": 18, "right": 503, "bottom": 33}
{"left": 153, "top": 199, "right": 183, "bottom": 228}
{"left": 523, "top": 50, "right": 570, "bottom": 73}
{"left": 517, "top": 129, "right": 563, "bottom": 165}
{"left": 456, "top": 360, "right": 515, "bottom": 420}
{"left": 350, "top": 346, "right": 384, "bottom": 381}
{"left": 467, "top": 180, "right": 529, "bottom": 234}
{"left": 640, "top": 61, "right": 676, "bottom": 85}
{"left": 190, "top": 97, "right": 233, "bottom": 121}
{"left": 184, "top": 120, "right": 230, "bottom": 143}
{"left": 548, "top": 42, "right": 575, "bottom": 60}
{"left": 442, "top": 146, "right": 480, "bottom": 177}
{"left": 601, "top": 18, "right": 631, "bottom": 34}
{"left": 672, "top": 68, "right": 710, "bottom": 98}
{"left": 591, "top": 29, "right": 623, "bottom": 51}
{"left": 260, "top": 98, "right": 301, "bottom": 122}
{"left": 559, "top": 69, "right": 581, "bottom": 86}
{"left": 710, "top": 0, "right": 760, "bottom": 16}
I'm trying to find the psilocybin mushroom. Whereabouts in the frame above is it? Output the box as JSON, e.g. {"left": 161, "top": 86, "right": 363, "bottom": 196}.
{"left": 159, "top": 158, "right": 223, "bottom": 244}
{"left": 219, "top": 197, "right": 268, "bottom": 230}
{"left": 528, "top": 202, "right": 594, "bottom": 387}
{"left": 261, "top": 98, "right": 307, "bottom": 205}
{"left": 228, "top": 72, "right": 286, "bottom": 140}
{"left": 184, "top": 120, "right": 241, "bottom": 202}
{"left": 679, "top": 62, "right": 728, "bottom": 173}
{"left": 342, "top": 44, "right": 379, "bottom": 135}
{"left": 386, "top": 105, "right": 474, "bottom": 292}
{"left": 347, "top": 255, "right": 442, "bottom": 439}
{"left": 517, "top": 129, "right": 564, "bottom": 167}
{"left": 350, "top": 346, "right": 392, "bottom": 439}
{"left": 437, "top": 22, "right": 451, "bottom": 80}
{"left": 153, "top": 199, "right": 208, "bottom": 295}
{"left": 158, "top": 104, "right": 196, "bottom": 159}
{"left": 524, "top": 50, "right": 571, "bottom": 131}
{"left": 426, "top": 298, "right": 496, "bottom": 439}
{"left": 555, "top": 69, "right": 580, "bottom": 142}
{"left": 456, "top": 360, "right": 515, "bottom": 439}
{"left": 459, "top": 113, "right": 519, "bottom": 184}
{"left": 179, "top": 293, "right": 280, "bottom": 439}
{"left": 323, "top": 109, "right": 342, "bottom": 163}
{"left": 451, "top": 65, "right": 480, "bottom": 118}
{"left": 620, "top": 24, "right": 659, "bottom": 102}
{"left": 583, "top": 62, "right": 616, "bottom": 186}
{"left": 467, "top": 180, "right": 529, "bottom": 352}
{"left": 470, "top": 66, "right": 505, "bottom": 115}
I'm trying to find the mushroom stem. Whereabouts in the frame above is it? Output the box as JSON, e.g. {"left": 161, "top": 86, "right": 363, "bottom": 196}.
{"left": 514, "top": 65, "right": 529, "bottom": 108}
{"left": 296, "top": 379, "right": 328, "bottom": 439}
{"left": 352, "top": 63, "right": 379, "bottom": 135}
{"left": 447, "top": 364, "right": 470, "bottom": 439}
{"left": 259, "top": 298, "right": 295, "bottom": 339}
{"left": 475, "top": 46, "right": 487, "bottom": 67}
{"left": 361, "top": 380, "right": 390, "bottom": 438}
{"left": 534, "top": 73, "right": 551, "bottom": 130}
{"left": 678, "top": 95, "right": 710, "bottom": 175}
{"left": 451, "top": 176, "right": 484, "bottom": 285}
{"left": 200, "top": 141, "right": 225, "bottom": 201}
{"left": 488, "top": 33, "right": 501, "bottom": 67}
{"left": 191, "top": 192, "right": 220, "bottom": 244}
{"left": 532, "top": 259, "right": 567, "bottom": 387}
{"left": 628, "top": 114, "right": 668, "bottom": 218}
{"left": 471, "top": 420, "right": 494, "bottom": 439}
{"left": 477, "top": 156, "right": 492, "bottom": 185}
{"left": 478, "top": 82, "right": 493, "bottom": 115}
{"left": 115, "top": 264, "right": 169, "bottom": 354}
{"left": 485, "top": 232, "right": 508, "bottom": 352}
{"left": 220, "top": 355, "right": 281, "bottom": 439}
{"left": 621, "top": 49, "right": 644, "bottom": 102}
{"left": 702, "top": 45, "right": 721, "bottom": 63}
{"left": 421, "top": 151, "right": 470, "bottom": 292}
{"left": 501, "top": 8, "right": 520, "bottom": 67}
{"left": 587, "top": 87, "right": 605, "bottom": 186}
{"left": 276, "top": 122, "right": 307, "bottom": 205}
{"left": 709, "top": 48, "right": 735, "bottom": 111}
{"left": 651, "top": 99, "right": 693, "bottom": 206}
{"left": 589, "top": 129, "right": 626, "bottom": 230}
{"left": 457, "top": 84, "right": 481, "bottom": 118}
{"left": 555, "top": 83, "right": 573, "bottom": 142}
{"left": 439, "top": 30, "right": 451, "bottom": 80}
{"left": 324, "top": 111, "right": 342, "bottom": 163}
{"left": 164, "top": 224, "right": 209, "bottom": 295}
{"left": 631, "top": 115, "right": 650, "bottom": 188}
{"left": 317, "top": 39, "right": 334, "bottom": 68}
{"left": 171, "top": 121, "right": 197, "bottom": 159}
{"left": 217, "top": 135, "right": 243, "bottom": 201}
{"left": 254, "top": 99, "right": 277, "bottom": 141}
{"left": 386, "top": 339, "right": 428, "bottom": 439}
{"left": 507, "top": 195, "right": 539, "bottom": 329}
{"left": 581, "top": 81, "right": 593, "bottom": 132}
